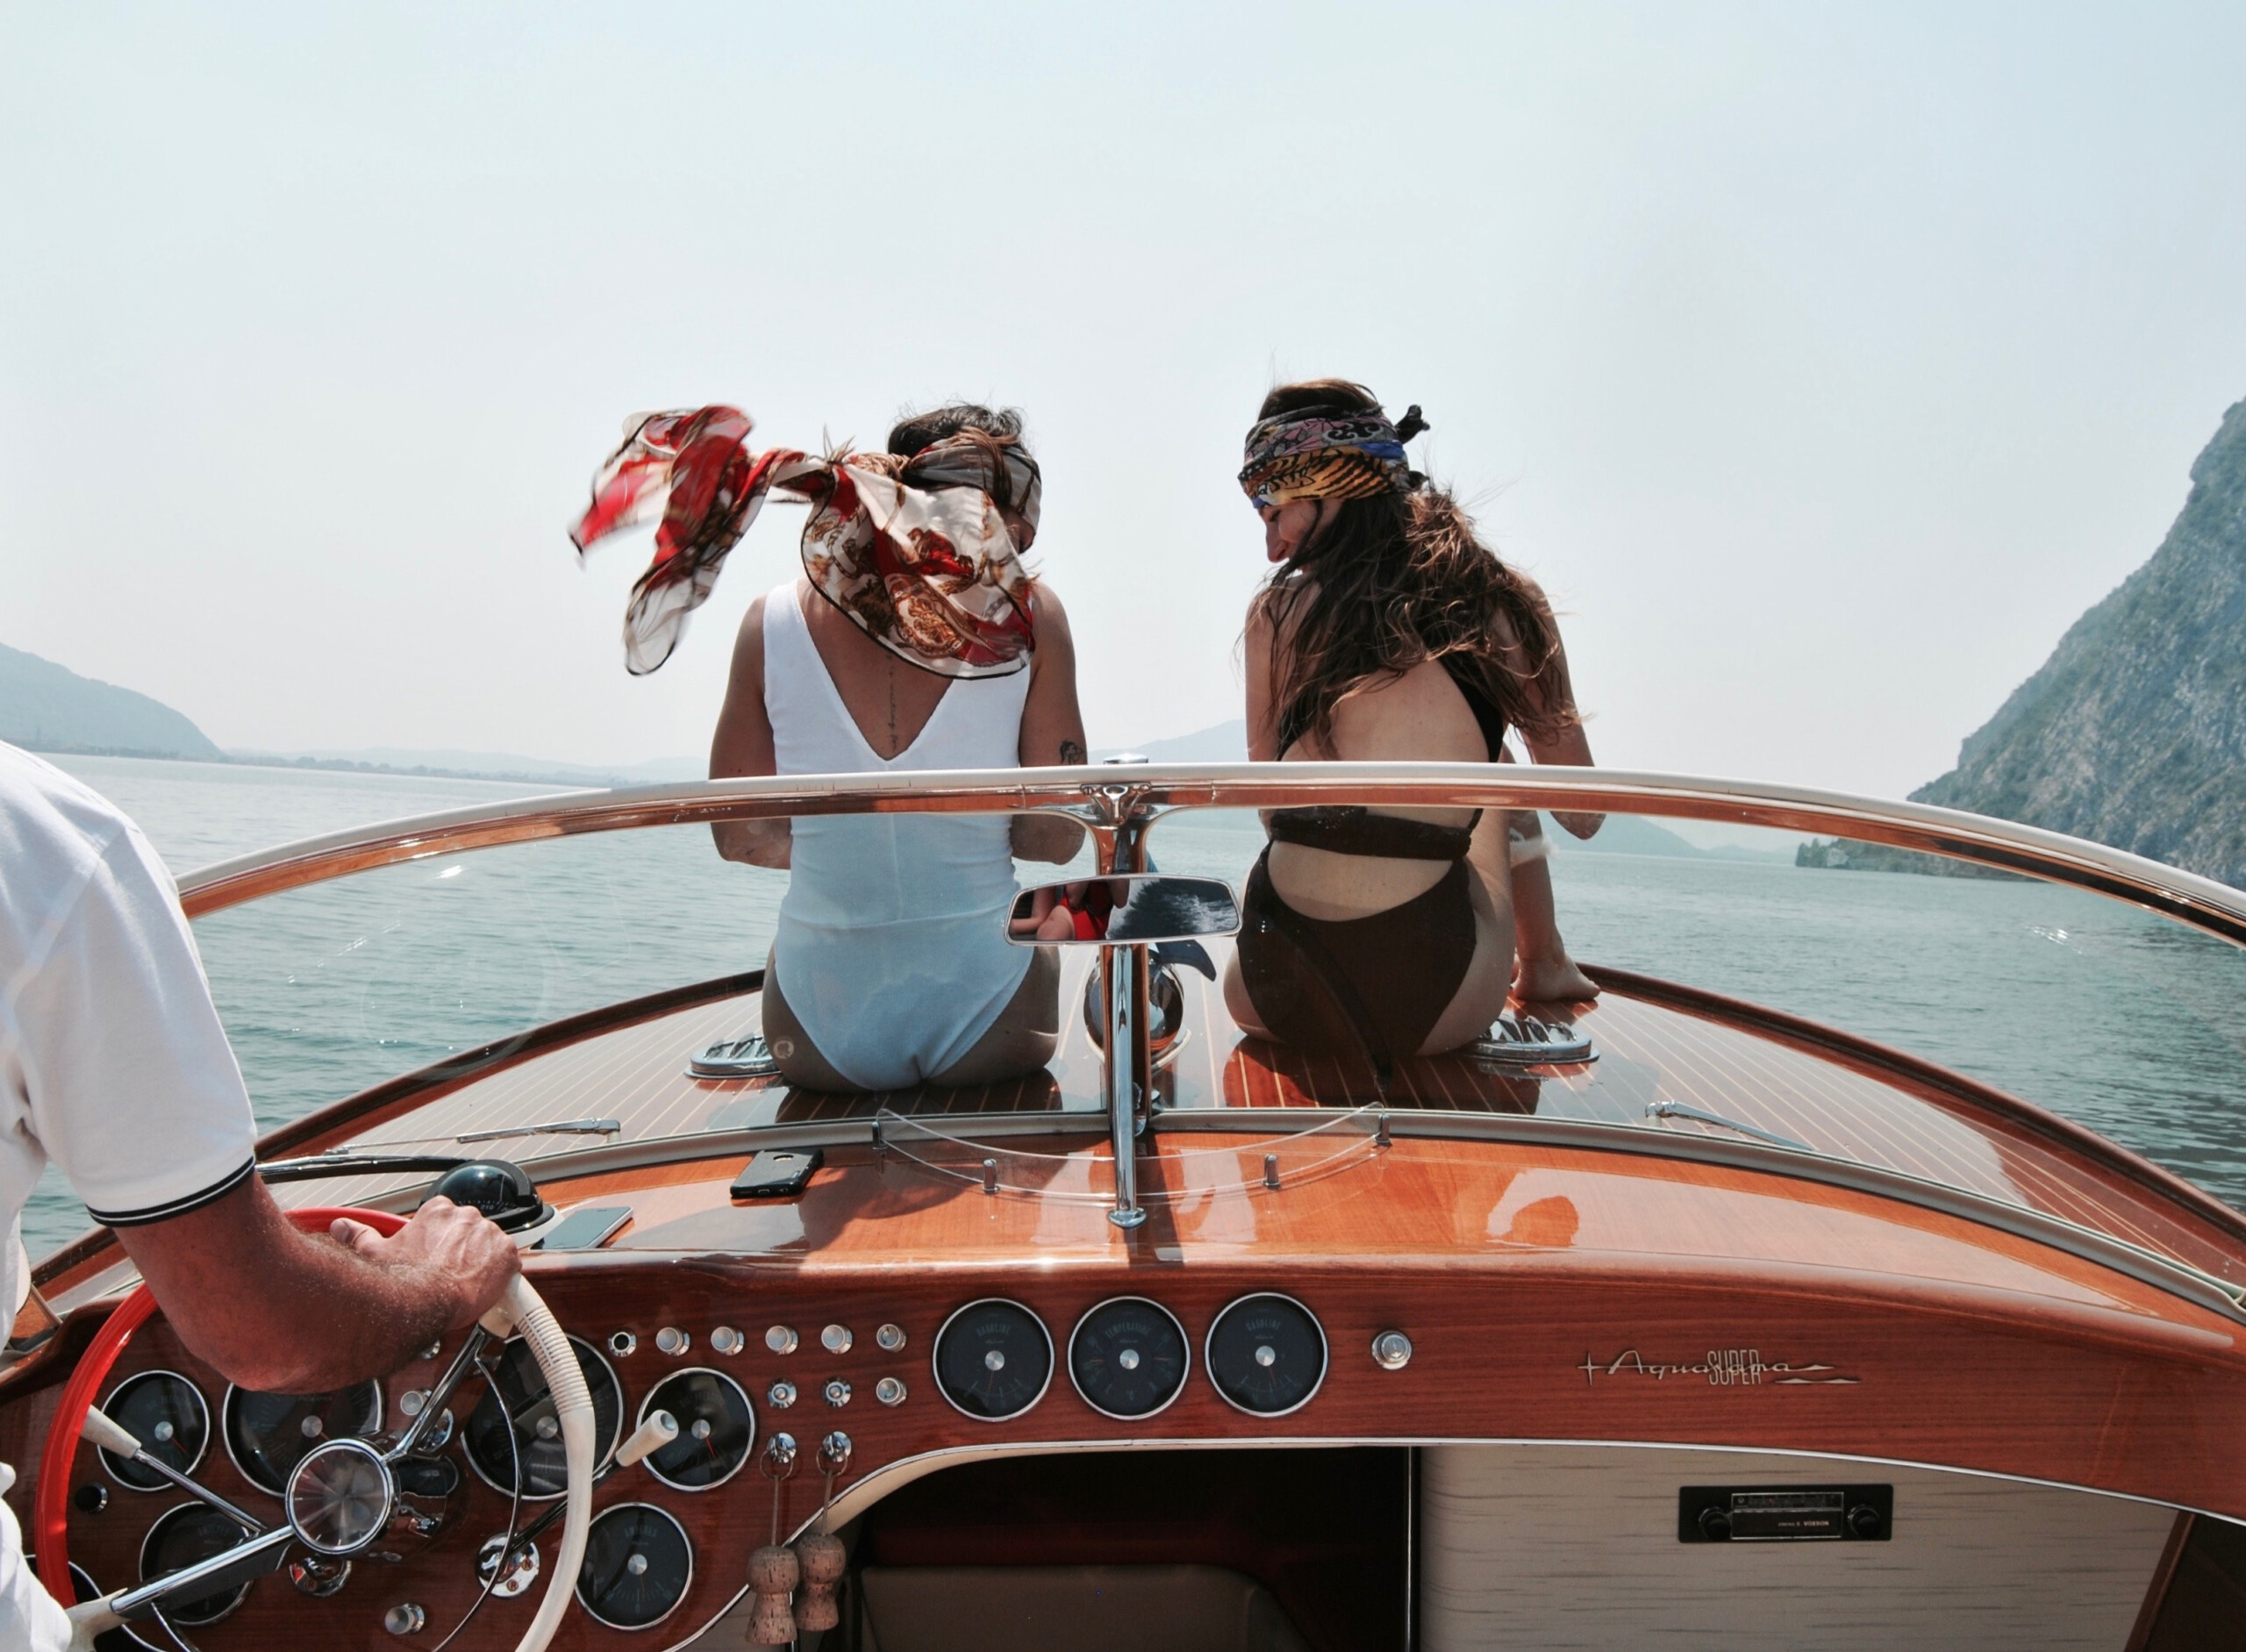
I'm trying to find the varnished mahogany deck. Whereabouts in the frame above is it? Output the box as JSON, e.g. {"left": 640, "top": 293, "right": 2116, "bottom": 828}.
{"left": 36, "top": 942, "right": 2228, "bottom": 1294}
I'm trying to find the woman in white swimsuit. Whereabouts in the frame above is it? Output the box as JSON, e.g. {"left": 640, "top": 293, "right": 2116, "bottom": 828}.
{"left": 572, "top": 401, "right": 1086, "bottom": 1091}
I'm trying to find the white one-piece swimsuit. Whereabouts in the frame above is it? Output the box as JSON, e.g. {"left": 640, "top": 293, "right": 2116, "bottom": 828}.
{"left": 762, "top": 581, "right": 1034, "bottom": 1090}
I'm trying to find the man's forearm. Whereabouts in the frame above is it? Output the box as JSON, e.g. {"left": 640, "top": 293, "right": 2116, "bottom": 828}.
{"left": 118, "top": 1181, "right": 497, "bottom": 1393}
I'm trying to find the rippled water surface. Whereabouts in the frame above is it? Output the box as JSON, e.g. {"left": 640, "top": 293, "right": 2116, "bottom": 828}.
{"left": 26, "top": 756, "right": 2246, "bottom": 1255}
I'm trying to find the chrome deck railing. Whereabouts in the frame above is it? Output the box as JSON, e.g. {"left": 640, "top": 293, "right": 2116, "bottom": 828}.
{"left": 175, "top": 762, "right": 2246, "bottom": 948}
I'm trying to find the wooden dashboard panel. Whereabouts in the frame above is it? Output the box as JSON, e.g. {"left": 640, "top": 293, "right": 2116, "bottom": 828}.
{"left": 18, "top": 1126, "right": 2246, "bottom": 1649}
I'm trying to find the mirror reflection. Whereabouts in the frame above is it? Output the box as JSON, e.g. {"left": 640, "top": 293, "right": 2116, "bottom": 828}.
{"left": 1007, "top": 876, "right": 1241, "bottom": 947}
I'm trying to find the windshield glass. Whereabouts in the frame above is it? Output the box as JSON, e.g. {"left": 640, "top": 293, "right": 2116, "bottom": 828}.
{"left": 27, "top": 756, "right": 2246, "bottom": 1274}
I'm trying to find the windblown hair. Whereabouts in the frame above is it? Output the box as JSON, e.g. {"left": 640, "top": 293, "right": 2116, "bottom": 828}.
{"left": 885, "top": 403, "right": 1036, "bottom": 517}
{"left": 1254, "top": 379, "right": 1574, "bottom": 756}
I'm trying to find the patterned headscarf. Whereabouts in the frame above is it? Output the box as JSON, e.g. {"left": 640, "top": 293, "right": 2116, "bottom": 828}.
{"left": 1238, "top": 404, "right": 1427, "bottom": 511}
{"left": 570, "top": 405, "right": 1040, "bottom": 677}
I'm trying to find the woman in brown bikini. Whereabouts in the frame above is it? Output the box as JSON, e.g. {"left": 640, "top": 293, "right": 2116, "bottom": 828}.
{"left": 1222, "top": 379, "right": 1601, "bottom": 1075}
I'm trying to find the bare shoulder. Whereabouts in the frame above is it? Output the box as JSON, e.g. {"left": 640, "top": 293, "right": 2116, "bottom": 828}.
{"left": 1248, "top": 575, "right": 1314, "bottom": 647}
{"left": 1026, "top": 580, "right": 1074, "bottom": 640}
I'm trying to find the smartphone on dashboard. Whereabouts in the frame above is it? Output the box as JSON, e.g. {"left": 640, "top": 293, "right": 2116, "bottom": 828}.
{"left": 535, "top": 1205, "right": 633, "bottom": 1251}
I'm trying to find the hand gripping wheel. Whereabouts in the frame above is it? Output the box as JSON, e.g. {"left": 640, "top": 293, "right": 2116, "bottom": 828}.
{"left": 36, "top": 1206, "right": 596, "bottom": 1652}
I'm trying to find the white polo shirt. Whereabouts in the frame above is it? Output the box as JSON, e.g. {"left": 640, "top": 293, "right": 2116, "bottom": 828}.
{"left": 0, "top": 741, "right": 258, "bottom": 1644}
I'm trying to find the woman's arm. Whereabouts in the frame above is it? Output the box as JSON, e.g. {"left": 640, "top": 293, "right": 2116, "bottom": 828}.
{"left": 709, "top": 593, "right": 793, "bottom": 867}
{"left": 1243, "top": 593, "right": 1281, "bottom": 762}
{"left": 1012, "top": 584, "right": 1089, "bottom": 863}
{"left": 1498, "top": 576, "right": 1602, "bottom": 839}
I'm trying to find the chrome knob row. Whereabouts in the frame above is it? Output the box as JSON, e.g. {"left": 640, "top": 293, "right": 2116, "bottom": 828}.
{"left": 762, "top": 1321, "right": 907, "bottom": 1355}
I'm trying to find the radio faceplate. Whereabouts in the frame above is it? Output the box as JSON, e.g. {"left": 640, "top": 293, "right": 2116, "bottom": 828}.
{"left": 1678, "top": 1484, "right": 1893, "bottom": 1541}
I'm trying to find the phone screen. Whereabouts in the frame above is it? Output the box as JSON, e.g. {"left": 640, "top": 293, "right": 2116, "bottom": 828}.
{"left": 536, "top": 1205, "right": 632, "bottom": 1251}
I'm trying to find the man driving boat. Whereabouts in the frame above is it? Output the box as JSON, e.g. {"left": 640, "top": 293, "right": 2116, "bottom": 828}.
{"left": 0, "top": 740, "right": 520, "bottom": 1648}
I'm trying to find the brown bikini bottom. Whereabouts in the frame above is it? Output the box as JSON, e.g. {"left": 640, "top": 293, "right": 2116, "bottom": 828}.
{"left": 1237, "top": 848, "right": 1477, "bottom": 1088}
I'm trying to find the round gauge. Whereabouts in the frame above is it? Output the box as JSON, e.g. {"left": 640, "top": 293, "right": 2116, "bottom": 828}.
{"left": 464, "top": 1334, "right": 624, "bottom": 1499}
{"left": 576, "top": 1503, "right": 694, "bottom": 1630}
{"left": 139, "top": 1504, "right": 254, "bottom": 1627}
{"left": 933, "top": 1299, "right": 1054, "bottom": 1422}
{"left": 1068, "top": 1298, "right": 1190, "bottom": 1420}
{"left": 222, "top": 1381, "right": 383, "bottom": 1496}
{"left": 638, "top": 1370, "right": 755, "bottom": 1491}
{"left": 1205, "top": 1293, "right": 1327, "bottom": 1417}
{"left": 100, "top": 1371, "right": 209, "bottom": 1491}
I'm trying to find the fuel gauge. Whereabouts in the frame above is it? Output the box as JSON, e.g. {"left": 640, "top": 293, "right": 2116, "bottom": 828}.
{"left": 933, "top": 1299, "right": 1053, "bottom": 1422}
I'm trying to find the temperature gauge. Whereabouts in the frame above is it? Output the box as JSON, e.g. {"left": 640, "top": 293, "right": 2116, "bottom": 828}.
{"left": 1069, "top": 1298, "right": 1189, "bottom": 1420}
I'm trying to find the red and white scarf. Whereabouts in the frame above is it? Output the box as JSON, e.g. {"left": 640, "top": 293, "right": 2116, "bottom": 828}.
{"left": 571, "top": 405, "right": 1039, "bottom": 677}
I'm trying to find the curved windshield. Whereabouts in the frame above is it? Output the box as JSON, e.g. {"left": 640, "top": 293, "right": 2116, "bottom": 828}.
{"left": 26, "top": 756, "right": 2246, "bottom": 1278}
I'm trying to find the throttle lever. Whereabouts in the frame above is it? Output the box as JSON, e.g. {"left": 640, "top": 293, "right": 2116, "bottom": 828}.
{"left": 616, "top": 1409, "right": 679, "bottom": 1470}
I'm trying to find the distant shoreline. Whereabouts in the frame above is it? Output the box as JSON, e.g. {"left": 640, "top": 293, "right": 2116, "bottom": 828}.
{"left": 25, "top": 742, "right": 610, "bottom": 791}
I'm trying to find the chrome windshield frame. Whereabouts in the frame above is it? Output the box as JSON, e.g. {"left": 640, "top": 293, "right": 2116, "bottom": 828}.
{"left": 175, "top": 762, "right": 2246, "bottom": 951}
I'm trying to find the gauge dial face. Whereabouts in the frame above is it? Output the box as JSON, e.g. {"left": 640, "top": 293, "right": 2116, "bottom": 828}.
{"left": 101, "top": 1371, "right": 209, "bottom": 1491}
{"left": 1205, "top": 1293, "right": 1327, "bottom": 1417}
{"left": 933, "top": 1299, "right": 1053, "bottom": 1421}
{"left": 576, "top": 1503, "right": 694, "bottom": 1630}
{"left": 639, "top": 1370, "right": 755, "bottom": 1491}
{"left": 1069, "top": 1298, "right": 1189, "bottom": 1420}
{"left": 464, "top": 1335, "right": 624, "bottom": 1499}
{"left": 139, "top": 1504, "right": 254, "bottom": 1627}
{"left": 222, "top": 1381, "right": 382, "bottom": 1496}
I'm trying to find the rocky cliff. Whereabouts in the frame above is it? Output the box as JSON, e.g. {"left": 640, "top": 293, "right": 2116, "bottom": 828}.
{"left": 1913, "top": 398, "right": 2246, "bottom": 888}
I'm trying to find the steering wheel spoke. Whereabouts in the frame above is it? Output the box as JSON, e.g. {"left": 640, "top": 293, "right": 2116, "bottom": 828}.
{"left": 106, "top": 1525, "right": 291, "bottom": 1621}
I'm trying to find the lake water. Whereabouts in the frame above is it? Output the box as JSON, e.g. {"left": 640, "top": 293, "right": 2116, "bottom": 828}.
{"left": 25, "top": 754, "right": 2246, "bottom": 1256}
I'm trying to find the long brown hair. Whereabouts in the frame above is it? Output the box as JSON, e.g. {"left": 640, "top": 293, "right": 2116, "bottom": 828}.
{"left": 1253, "top": 379, "right": 1574, "bottom": 756}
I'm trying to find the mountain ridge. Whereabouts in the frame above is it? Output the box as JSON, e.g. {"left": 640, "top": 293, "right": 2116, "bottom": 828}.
{"left": 1913, "top": 397, "right": 2246, "bottom": 888}
{"left": 0, "top": 642, "right": 224, "bottom": 760}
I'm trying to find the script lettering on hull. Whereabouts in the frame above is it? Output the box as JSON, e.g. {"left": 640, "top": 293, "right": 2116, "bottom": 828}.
{"left": 1578, "top": 1348, "right": 1858, "bottom": 1387}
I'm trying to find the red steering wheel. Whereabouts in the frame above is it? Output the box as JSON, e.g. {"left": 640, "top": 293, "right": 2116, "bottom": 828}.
{"left": 34, "top": 1205, "right": 405, "bottom": 1605}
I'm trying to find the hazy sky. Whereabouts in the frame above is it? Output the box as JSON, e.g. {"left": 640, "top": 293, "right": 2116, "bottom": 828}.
{"left": 5, "top": 3, "right": 2244, "bottom": 799}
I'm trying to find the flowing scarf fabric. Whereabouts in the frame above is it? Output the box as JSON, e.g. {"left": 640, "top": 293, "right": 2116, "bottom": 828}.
{"left": 1238, "top": 405, "right": 1424, "bottom": 511}
{"left": 570, "top": 405, "right": 1039, "bottom": 677}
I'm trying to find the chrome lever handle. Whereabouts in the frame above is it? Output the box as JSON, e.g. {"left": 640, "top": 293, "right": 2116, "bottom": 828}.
{"left": 82, "top": 1404, "right": 266, "bottom": 1535}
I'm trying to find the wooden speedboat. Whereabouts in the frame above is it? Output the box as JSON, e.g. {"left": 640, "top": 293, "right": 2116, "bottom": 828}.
{"left": 8, "top": 763, "right": 2246, "bottom": 1651}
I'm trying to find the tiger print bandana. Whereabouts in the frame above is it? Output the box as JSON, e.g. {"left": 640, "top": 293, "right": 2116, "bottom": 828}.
{"left": 1238, "top": 405, "right": 1424, "bottom": 510}
{"left": 571, "top": 405, "right": 1038, "bottom": 678}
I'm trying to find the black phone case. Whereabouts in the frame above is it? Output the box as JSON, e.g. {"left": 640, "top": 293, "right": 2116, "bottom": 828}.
{"left": 730, "top": 1148, "right": 824, "bottom": 1200}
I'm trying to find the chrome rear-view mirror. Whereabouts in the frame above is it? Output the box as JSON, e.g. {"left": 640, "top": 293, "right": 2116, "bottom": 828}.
{"left": 1005, "top": 875, "right": 1241, "bottom": 948}
{"left": 1005, "top": 874, "right": 1240, "bottom": 1232}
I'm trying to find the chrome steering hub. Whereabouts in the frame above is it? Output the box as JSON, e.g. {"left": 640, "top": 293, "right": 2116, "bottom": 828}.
{"left": 286, "top": 1438, "right": 395, "bottom": 1555}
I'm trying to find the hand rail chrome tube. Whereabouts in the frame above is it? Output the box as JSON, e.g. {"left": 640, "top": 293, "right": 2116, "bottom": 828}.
{"left": 174, "top": 763, "right": 2246, "bottom": 949}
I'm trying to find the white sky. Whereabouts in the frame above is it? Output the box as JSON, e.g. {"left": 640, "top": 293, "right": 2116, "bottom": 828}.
{"left": 4, "top": 3, "right": 2244, "bottom": 800}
